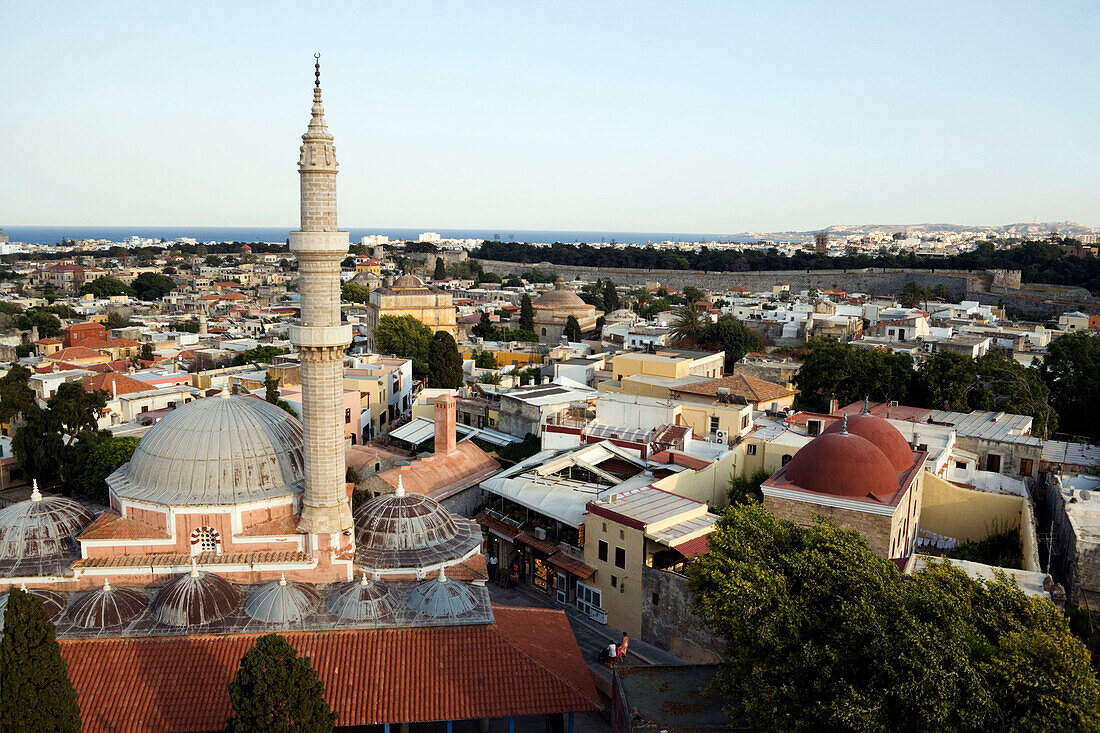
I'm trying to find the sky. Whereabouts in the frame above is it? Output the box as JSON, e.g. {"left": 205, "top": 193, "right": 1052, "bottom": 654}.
{"left": 2, "top": 1, "right": 1098, "bottom": 234}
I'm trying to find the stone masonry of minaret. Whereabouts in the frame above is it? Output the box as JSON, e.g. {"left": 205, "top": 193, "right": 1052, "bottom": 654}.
{"left": 291, "top": 80, "right": 355, "bottom": 536}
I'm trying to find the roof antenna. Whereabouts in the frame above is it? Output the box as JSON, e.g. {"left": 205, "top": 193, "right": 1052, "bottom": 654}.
{"left": 314, "top": 52, "right": 321, "bottom": 87}
{"left": 840, "top": 413, "right": 849, "bottom": 435}
{"left": 861, "top": 396, "right": 870, "bottom": 415}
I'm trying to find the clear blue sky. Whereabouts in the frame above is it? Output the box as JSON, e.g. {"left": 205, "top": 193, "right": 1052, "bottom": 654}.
{"left": 3, "top": 1, "right": 1097, "bottom": 233}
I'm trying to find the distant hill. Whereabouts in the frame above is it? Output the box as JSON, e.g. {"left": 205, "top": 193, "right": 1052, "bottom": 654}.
{"left": 732, "top": 220, "right": 1100, "bottom": 243}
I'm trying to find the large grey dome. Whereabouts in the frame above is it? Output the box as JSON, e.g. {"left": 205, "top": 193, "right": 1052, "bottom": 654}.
{"left": 0, "top": 487, "right": 95, "bottom": 559}
{"left": 151, "top": 568, "right": 238, "bottom": 627}
{"left": 107, "top": 393, "right": 305, "bottom": 506}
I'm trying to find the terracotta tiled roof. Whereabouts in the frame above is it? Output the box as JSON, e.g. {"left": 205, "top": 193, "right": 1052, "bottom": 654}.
{"left": 59, "top": 605, "right": 599, "bottom": 731}
{"left": 111, "top": 337, "right": 142, "bottom": 347}
{"left": 35, "top": 337, "right": 62, "bottom": 345}
{"left": 47, "top": 346, "right": 106, "bottom": 362}
{"left": 78, "top": 510, "right": 170, "bottom": 541}
{"left": 547, "top": 551, "right": 595, "bottom": 580}
{"left": 82, "top": 372, "right": 150, "bottom": 397}
{"left": 671, "top": 533, "right": 711, "bottom": 558}
{"left": 71, "top": 550, "right": 311, "bottom": 569}
{"left": 672, "top": 373, "right": 797, "bottom": 404}
{"left": 237, "top": 515, "right": 300, "bottom": 537}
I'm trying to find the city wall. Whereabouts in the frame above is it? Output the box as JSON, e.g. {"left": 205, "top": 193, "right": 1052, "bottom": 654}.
{"left": 473, "top": 259, "right": 1100, "bottom": 315}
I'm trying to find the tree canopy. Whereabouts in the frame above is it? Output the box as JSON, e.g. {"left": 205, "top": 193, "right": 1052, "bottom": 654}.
{"left": 226, "top": 633, "right": 336, "bottom": 733}
{"left": 689, "top": 504, "right": 1100, "bottom": 733}
{"left": 233, "top": 345, "right": 289, "bottom": 366}
{"left": 1040, "top": 332, "right": 1100, "bottom": 441}
{"left": 426, "top": 331, "right": 464, "bottom": 389}
{"left": 341, "top": 282, "right": 372, "bottom": 303}
{"left": 374, "top": 314, "right": 432, "bottom": 377}
{"left": 79, "top": 435, "right": 139, "bottom": 503}
{"left": 130, "top": 272, "right": 177, "bottom": 301}
{"left": 519, "top": 294, "right": 535, "bottom": 332}
{"left": 564, "top": 314, "right": 582, "bottom": 342}
{"left": 699, "top": 315, "right": 765, "bottom": 371}
{"left": 79, "top": 276, "right": 135, "bottom": 299}
{"left": 669, "top": 303, "right": 706, "bottom": 346}
{"left": 0, "top": 587, "right": 82, "bottom": 732}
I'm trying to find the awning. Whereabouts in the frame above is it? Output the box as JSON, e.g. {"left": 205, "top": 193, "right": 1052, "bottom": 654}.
{"left": 547, "top": 551, "right": 595, "bottom": 580}
{"left": 671, "top": 533, "right": 712, "bottom": 558}
{"left": 477, "top": 515, "right": 520, "bottom": 541}
{"left": 514, "top": 532, "right": 558, "bottom": 556}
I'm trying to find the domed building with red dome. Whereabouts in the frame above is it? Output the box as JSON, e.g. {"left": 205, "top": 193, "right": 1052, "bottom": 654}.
{"left": 761, "top": 411, "right": 927, "bottom": 560}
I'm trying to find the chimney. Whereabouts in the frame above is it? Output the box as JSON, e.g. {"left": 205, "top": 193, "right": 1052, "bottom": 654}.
{"left": 828, "top": 397, "right": 839, "bottom": 415}
{"left": 434, "top": 393, "right": 457, "bottom": 455}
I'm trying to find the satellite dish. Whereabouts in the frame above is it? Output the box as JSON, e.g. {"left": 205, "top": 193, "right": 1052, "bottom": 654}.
{"left": 1081, "top": 491, "right": 1092, "bottom": 502}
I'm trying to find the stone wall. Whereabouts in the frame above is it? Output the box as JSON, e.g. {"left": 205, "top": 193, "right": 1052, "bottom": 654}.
{"left": 641, "top": 566, "right": 721, "bottom": 663}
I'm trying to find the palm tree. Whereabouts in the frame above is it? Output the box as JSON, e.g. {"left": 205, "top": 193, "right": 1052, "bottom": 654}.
{"left": 669, "top": 303, "right": 705, "bottom": 346}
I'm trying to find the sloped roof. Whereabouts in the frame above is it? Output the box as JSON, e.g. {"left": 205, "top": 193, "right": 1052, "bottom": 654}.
{"left": 672, "top": 373, "right": 797, "bottom": 404}
{"left": 59, "top": 605, "right": 599, "bottom": 731}
{"left": 47, "top": 346, "right": 106, "bottom": 362}
{"left": 82, "top": 372, "right": 151, "bottom": 397}
{"left": 78, "top": 510, "right": 170, "bottom": 541}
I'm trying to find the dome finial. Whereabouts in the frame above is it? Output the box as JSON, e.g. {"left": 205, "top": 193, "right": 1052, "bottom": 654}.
{"left": 840, "top": 413, "right": 849, "bottom": 435}
{"left": 190, "top": 556, "right": 200, "bottom": 578}
{"left": 103, "top": 578, "right": 111, "bottom": 591}
{"left": 360, "top": 571, "right": 370, "bottom": 587}
{"left": 314, "top": 52, "right": 321, "bottom": 87}
{"left": 862, "top": 396, "right": 870, "bottom": 415}
{"left": 219, "top": 386, "right": 231, "bottom": 399}
{"left": 279, "top": 573, "right": 287, "bottom": 586}
{"left": 438, "top": 566, "right": 448, "bottom": 583}
{"left": 30, "top": 479, "right": 41, "bottom": 502}
{"left": 394, "top": 476, "right": 406, "bottom": 498}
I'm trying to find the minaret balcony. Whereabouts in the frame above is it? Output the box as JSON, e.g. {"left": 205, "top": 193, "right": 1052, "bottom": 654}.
{"left": 288, "top": 230, "right": 349, "bottom": 253}
{"left": 291, "top": 323, "right": 352, "bottom": 348}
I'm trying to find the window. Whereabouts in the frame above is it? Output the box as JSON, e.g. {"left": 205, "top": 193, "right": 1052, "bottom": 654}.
{"left": 598, "top": 540, "right": 608, "bottom": 562}
{"left": 141, "top": 405, "right": 149, "bottom": 413}
{"left": 374, "top": 462, "right": 381, "bottom": 472}
{"left": 781, "top": 454, "right": 792, "bottom": 466}
{"left": 611, "top": 575, "right": 617, "bottom": 588}
{"left": 196, "top": 528, "right": 218, "bottom": 553}
{"left": 345, "top": 408, "right": 352, "bottom": 424}
{"left": 807, "top": 420, "right": 822, "bottom": 437}
{"left": 746, "top": 444, "right": 757, "bottom": 456}
{"left": 709, "top": 416, "right": 720, "bottom": 434}
{"left": 615, "top": 547, "right": 626, "bottom": 569}
{"left": 619, "top": 529, "right": 625, "bottom": 540}
{"left": 601, "top": 522, "right": 607, "bottom": 532}
{"left": 955, "top": 461, "right": 966, "bottom": 470}
{"left": 651, "top": 592, "right": 660, "bottom": 606}
{"left": 1019, "top": 458, "right": 1033, "bottom": 477}
{"left": 742, "top": 414, "right": 750, "bottom": 429}
{"left": 986, "top": 454, "right": 1001, "bottom": 473}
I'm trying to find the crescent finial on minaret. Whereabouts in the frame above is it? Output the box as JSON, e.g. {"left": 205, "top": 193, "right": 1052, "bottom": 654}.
{"left": 314, "top": 52, "right": 321, "bottom": 87}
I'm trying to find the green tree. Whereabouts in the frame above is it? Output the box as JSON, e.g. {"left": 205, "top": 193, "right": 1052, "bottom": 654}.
{"left": 0, "top": 588, "right": 82, "bottom": 732}
{"left": 727, "top": 467, "right": 771, "bottom": 505}
{"left": 973, "top": 351, "right": 1057, "bottom": 438}
{"left": 564, "top": 314, "right": 582, "bottom": 342}
{"left": 916, "top": 351, "right": 979, "bottom": 410}
{"left": 79, "top": 276, "right": 135, "bottom": 298}
{"left": 264, "top": 373, "right": 299, "bottom": 418}
{"left": 341, "top": 282, "right": 372, "bottom": 303}
{"left": 472, "top": 311, "right": 494, "bottom": 339}
{"left": 104, "top": 311, "right": 132, "bottom": 330}
{"left": 682, "top": 285, "right": 706, "bottom": 304}
{"left": 899, "top": 280, "right": 929, "bottom": 309}
{"left": 374, "top": 315, "right": 432, "bottom": 376}
{"left": 1040, "top": 332, "right": 1100, "bottom": 440}
{"left": 602, "top": 279, "right": 621, "bottom": 313}
{"left": 138, "top": 342, "right": 155, "bottom": 361}
{"left": 80, "top": 436, "right": 139, "bottom": 503}
{"left": 433, "top": 257, "right": 446, "bottom": 281}
{"left": 793, "top": 339, "right": 914, "bottom": 412}
{"left": 689, "top": 504, "right": 1100, "bottom": 733}
{"left": 427, "top": 331, "right": 464, "bottom": 389}
{"left": 15, "top": 308, "right": 63, "bottom": 338}
{"left": 233, "top": 345, "right": 289, "bottom": 366}
{"left": 669, "top": 303, "right": 706, "bottom": 346}
{"left": 519, "top": 294, "right": 535, "bottom": 332}
{"left": 226, "top": 633, "right": 336, "bottom": 733}
{"left": 0, "top": 366, "right": 37, "bottom": 426}
{"left": 130, "top": 272, "right": 177, "bottom": 301}
{"left": 473, "top": 350, "right": 498, "bottom": 369}
{"left": 700, "top": 316, "right": 764, "bottom": 371}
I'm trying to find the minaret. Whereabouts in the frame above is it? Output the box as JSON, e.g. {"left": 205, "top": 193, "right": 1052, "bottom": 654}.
{"left": 291, "top": 55, "right": 354, "bottom": 536}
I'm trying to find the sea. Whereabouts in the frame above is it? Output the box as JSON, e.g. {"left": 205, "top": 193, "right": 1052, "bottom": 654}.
{"left": 1, "top": 226, "right": 754, "bottom": 247}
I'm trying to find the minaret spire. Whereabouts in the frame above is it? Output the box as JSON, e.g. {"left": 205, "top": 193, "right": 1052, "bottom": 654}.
{"left": 291, "top": 54, "right": 354, "bottom": 545}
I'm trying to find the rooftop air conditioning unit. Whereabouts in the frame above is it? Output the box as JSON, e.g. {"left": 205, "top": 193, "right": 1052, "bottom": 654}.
{"left": 714, "top": 430, "right": 729, "bottom": 444}
{"left": 534, "top": 527, "right": 547, "bottom": 541}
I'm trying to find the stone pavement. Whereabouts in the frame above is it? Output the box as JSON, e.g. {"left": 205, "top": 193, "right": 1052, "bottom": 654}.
{"left": 488, "top": 581, "right": 686, "bottom": 697}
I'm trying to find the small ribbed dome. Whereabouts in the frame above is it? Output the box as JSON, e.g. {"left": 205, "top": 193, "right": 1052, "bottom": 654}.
{"left": 0, "top": 587, "right": 65, "bottom": 632}
{"left": 406, "top": 570, "right": 477, "bottom": 620}
{"left": 327, "top": 575, "right": 397, "bottom": 621}
{"left": 822, "top": 414, "right": 914, "bottom": 472}
{"left": 108, "top": 395, "right": 305, "bottom": 506}
{"left": 0, "top": 486, "right": 95, "bottom": 559}
{"left": 244, "top": 576, "right": 319, "bottom": 624}
{"left": 532, "top": 289, "right": 587, "bottom": 310}
{"left": 151, "top": 568, "right": 238, "bottom": 627}
{"left": 392, "top": 274, "right": 426, "bottom": 289}
{"left": 354, "top": 488, "right": 460, "bottom": 552}
{"left": 67, "top": 580, "right": 147, "bottom": 629}
{"left": 784, "top": 431, "right": 899, "bottom": 499}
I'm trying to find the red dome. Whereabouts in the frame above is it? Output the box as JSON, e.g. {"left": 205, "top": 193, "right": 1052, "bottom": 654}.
{"left": 822, "top": 414, "right": 914, "bottom": 472}
{"left": 783, "top": 432, "right": 899, "bottom": 499}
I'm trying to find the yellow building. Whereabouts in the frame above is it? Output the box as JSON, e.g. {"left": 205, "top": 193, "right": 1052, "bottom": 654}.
{"left": 609, "top": 349, "right": 724, "bottom": 383}
{"left": 363, "top": 274, "right": 457, "bottom": 351}
{"left": 355, "top": 257, "right": 382, "bottom": 275}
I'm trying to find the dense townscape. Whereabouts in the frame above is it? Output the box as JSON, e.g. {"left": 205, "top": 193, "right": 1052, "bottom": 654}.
{"left": 3, "top": 6, "right": 1100, "bottom": 731}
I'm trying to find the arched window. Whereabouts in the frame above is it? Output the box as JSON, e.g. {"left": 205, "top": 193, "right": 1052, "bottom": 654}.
{"left": 541, "top": 328, "right": 547, "bottom": 336}
{"left": 781, "top": 454, "right": 793, "bottom": 466}
{"left": 190, "top": 526, "right": 222, "bottom": 555}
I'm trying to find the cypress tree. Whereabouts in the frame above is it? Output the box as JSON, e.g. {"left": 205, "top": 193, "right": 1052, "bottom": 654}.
{"left": 226, "top": 633, "right": 336, "bottom": 733}
{"left": 433, "top": 257, "right": 446, "bottom": 281}
{"left": 0, "top": 587, "right": 82, "bottom": 732}
{"left": 426, "top": 331, "right": 464, "bottom": 389}
{"left": 519, "top": 294, "right": 535, "bottom": 332}
{"left": 564, "top": 315, "right": 582, "bottom": 342}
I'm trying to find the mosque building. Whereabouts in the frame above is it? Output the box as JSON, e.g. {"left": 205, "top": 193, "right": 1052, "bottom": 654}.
{"left": 531, "top": 288, "right": 600, "bottom": 343}
{"left": 362, "top": 272, "right": 458, "bottom": 351}
{"left": 0, "top": 59, "right": 597, "bottom": 731}
{"left": 761, "top": 408, "right": 927, "bottom": 560}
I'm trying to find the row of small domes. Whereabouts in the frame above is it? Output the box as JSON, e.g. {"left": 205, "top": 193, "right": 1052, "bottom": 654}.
{"left": 0, "top": 569, "right": 477, "bottom": 631}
